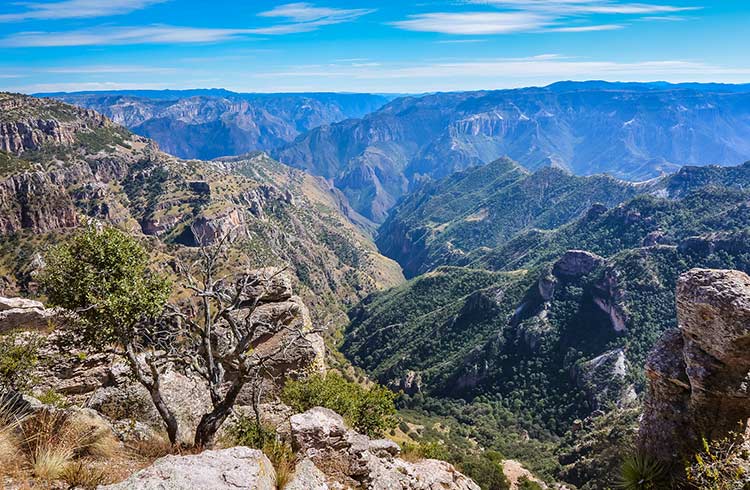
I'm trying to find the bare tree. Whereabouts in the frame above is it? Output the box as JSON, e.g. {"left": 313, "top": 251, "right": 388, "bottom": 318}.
{"left": 144, "top": 230, "right": 322, "bottom": 447}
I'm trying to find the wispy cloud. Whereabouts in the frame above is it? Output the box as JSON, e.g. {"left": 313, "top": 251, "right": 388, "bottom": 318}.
{"left": 1, "top": 2, "right": 376, "bottom": 47}
{"left": 550, "top": 23, "right": 623, "bottom": 31}
{"left": 253, "top": 2, "right": 375, "bottom": 34}
{"left": 395, "top": 1, "right": 702, "bottom": 35}
{"left": 0, "top": 0, "right": 168, "bottom": 22}
{"left": 1, "top": 25, "right": 261, "bottom": 47}
{"left": 468, "top": 0, "right": 700, "bottom": 14}
{"left": 393, "top": 12, "right": 549, "bottom": 35}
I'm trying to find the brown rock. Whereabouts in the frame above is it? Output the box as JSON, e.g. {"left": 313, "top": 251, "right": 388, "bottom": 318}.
{"left": 638, "top": 268, "right": 750, "bottom": 461}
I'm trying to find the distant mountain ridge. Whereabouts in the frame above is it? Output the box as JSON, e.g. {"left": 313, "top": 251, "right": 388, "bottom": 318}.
{"left": 276, "top": 82, "right": 750, "bottom": 221}
{"left": 44, "top": 90, "right": 392, "bottom": 161}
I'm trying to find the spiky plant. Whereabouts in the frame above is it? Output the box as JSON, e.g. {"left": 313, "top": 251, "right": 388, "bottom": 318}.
{"left": 617, "top": 452, "right": 671, "bottom": 489}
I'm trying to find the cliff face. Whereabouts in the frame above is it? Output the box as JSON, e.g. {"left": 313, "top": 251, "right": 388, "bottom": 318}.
{"left": 638, "top": 268, "right": 750, "bottom": 461}
{"left": 0, "top": 92, "right": 107, "bottom": 154}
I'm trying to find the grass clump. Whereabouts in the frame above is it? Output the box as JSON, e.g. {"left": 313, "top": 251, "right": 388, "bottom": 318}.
{"left": 225, "top": 415, "right": 296, "bottom": 489}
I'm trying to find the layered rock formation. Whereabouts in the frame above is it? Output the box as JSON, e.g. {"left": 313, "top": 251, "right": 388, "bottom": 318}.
{"left": 638, "top": 268, "right": 750, "bottom": 461}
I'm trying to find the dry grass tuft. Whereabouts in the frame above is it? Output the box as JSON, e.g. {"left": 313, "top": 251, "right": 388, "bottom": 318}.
{"left": 125, "top": 433, "right": 174, "bottom": 461}
{"left": 61, "top": 460, "right": 108, "bottom": 489}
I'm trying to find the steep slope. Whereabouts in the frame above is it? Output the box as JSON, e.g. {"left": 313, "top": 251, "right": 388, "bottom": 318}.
{"left": 343, "top": 163, "right": 750, "bottom": 440}
{"left": 276, "top": 82, "right": 750, "bottom": 221}
{"left": 46, "top": 91, "right": 390, "bottom": 160}
{"left": 0, "top": 92, "right": 403, "bottom": 327}
{"left": 377, "top": 158, "right": 644, "bottom": 277}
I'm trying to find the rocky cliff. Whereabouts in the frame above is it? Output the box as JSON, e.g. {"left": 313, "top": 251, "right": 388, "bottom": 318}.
{"left": 638, "top": 268, "right": 750, "bottom": 461}
{"left": 0, "top": 93, "right": 403, "bottom": 328}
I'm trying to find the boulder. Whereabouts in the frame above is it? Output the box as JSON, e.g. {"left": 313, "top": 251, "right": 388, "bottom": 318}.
{"left": 99, "top": 446, "right": 275, "bottom": 490}
{"left": 286, "top": 458, "right": 330, "bottom": 490}
{"left": 638, "top": 269, "right": 750, "bottom": 461}
{"left": 289, "top": 407, "right": 480, "bottom": 489}
{"left": 88, "top": 367, "right": 212, "bottom": 446}
{"left": 0, "top": 296, "right": 59, "bottom": 333}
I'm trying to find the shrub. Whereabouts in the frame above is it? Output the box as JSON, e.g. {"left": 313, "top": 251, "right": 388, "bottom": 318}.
{"left": 0, "top": 333, "right": 41, "bottom": 392}
{"left": 685, "top": 435, "right": 749, "bottom": 490}
{"left": 617, "top": 452, "right": 671, "bottom": 489}
{"left": 36, "top": 389, "right": 68, "bottom": 409}
{"left": 518, "top": 476, "right": 544, "bottom": 490}
{"left": 225, "top": 416, "right": 295, "bottom": 488}
{"left": 281, "top": 372, "right": 397, "bottom": 437}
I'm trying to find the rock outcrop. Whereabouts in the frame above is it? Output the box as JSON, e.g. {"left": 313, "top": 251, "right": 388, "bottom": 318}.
{"left": 287, "top": 407, "right": 480, "bottom": 490}
{"left": 0, "top": 296, "right": 58, "bottom": 333}
{"left": 100, "top": 446, "right": 276, "bottom": 490}
{"left": 552, "top": 250, "right": 605, "bottom": 278}
{"left": 638, "top": 268, "right": 750, "bottom": 461}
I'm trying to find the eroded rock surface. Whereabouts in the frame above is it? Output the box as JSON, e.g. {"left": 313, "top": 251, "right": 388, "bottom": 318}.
{"left": 288, "top": 407, "right": 480, "bottom": 490}
{"left": 99, "top": 446, "right": 275, "bottom": 490}
{"left": 638, "top": 268, "right": 750, "bottom": 461}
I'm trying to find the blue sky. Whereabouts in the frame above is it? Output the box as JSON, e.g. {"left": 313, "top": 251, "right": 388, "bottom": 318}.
{"left": 0, "top": 0, "right": 748, "bottom": 93}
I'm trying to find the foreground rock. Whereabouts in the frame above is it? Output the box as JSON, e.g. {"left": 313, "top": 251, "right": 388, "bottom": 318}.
{"left": 287, "top": 407, "right": 480, "bottom": 489}
{"left": 100, "top": 446, "right": 275, "bottom": 490}
{"left": 638, "top": 268, "right": 750, "bottom": 461}
{"left": 0, "top": 296, "right": 59, "bottom": 333}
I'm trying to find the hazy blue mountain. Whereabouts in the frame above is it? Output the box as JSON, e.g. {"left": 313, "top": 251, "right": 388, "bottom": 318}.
{"left": 276, "top": 82, "right": 750, "bottom": 222}
{"left": 43, "top": 90, "right": 392, "bottom": 160}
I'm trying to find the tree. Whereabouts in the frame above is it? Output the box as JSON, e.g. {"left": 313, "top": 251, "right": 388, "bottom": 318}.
{"left": 41, "top": 224, "right": 176, "bottom": 441}
{"left": 43, "top": 224, "right": 322, "bottom": 447}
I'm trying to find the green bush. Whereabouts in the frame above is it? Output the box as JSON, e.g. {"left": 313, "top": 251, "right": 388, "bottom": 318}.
{"left": 517, "top": 476, "right": 544, "bottom": 490}
{"left": 685, "top": 435, "right": 749, "bottom": 490}
{"left": 281, "top": 373, "right": 397, "bottom": 437}
{"left": 0, "top": 333, "right": 41, "bottom": 392}
{"left": 40, "top": 224, "right": 171, "bottom": 350}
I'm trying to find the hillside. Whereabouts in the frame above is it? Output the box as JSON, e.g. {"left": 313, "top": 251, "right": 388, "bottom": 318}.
{"left": 0, "top": 92, "right": 403, "bottom": 329}
{"left": 45, "top": 90, "right": 391, "bottom": 160}
{"left": 276, "top": 82, "right": 750, "bottom": 221}
{"left": 342, "top": 162, "right": 750, "bottom": 481}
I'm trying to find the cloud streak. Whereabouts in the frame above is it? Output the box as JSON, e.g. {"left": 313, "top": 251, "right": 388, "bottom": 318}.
{"left": 396, "top": 1, "right": 701, "bottom": 35}
{"left": 1, "top": 2, "right": 376, "bottom": 46}
{"left": 0, "top": 0, "right": 168, "bottom": 22}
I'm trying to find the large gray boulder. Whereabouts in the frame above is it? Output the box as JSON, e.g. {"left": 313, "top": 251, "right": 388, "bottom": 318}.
{"left": 99, "top": 446, "right": 275, "bottom": 490}
{"left": 289, "top": 407, "right": 480, "bottom": 490}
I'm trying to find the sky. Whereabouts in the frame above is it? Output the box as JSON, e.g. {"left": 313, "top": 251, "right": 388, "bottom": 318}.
{"left": 0, "top": 0, "right": 748, "bottom": 94}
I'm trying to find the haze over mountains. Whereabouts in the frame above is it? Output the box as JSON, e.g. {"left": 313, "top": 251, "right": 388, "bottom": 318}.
{"left": 45, "top": 90, "right": 392, "bottom": 161}
{"left": 48, "top": 82, "right": 750, "bottom": 223}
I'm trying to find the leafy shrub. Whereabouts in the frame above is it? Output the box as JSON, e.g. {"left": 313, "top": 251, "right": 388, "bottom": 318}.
{"left": 400, "top": 441, "right": 450, "bottom": 462}
{"left": 617, "top": 452, "right": 671, "bottom": 489}
{"left": 518, "top": 476, "right": 544, "bottom": 490}
{"left": 281, "top": 373, "right": 397, "bottom": 437}
{"left": 0, "top": 333, "right": 41, "bottom": 392}
{"left": 36, "top": 389, "right": 69, "bottom": 408}
{"left": 40, "top": 224, "right": 171, "bottom": 350}
{"left": 685, "top": 435, "right": 749, "bottom": 490}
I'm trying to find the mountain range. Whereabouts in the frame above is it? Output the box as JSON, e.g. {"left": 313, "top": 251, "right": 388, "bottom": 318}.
{"left": 43, "top": 90, "right": 392, "bottom": 161}
{"left": 275, "top": 82, "right": 750, "bottom": 221}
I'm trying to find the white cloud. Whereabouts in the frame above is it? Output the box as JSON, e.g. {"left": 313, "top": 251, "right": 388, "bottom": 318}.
{"left": 550, "top": 23, "right": 623, "bottom": 31}
{"left": 1, "top": 2, "right": 376, "bottom": 47}
{"left": 468, "top": 0, "right": 700, "bottom": 14}
{"left": 397, "top": 1, "right": 702, "bottom": 35}
{"left": 1, "top": 25, "right": 260, "bottom": 47}
{"left": 258, "top": 3, "right": 374, "bottom": 23}
{"left": 392, "top": 12, "right": 550, "bottom": 35}
{"left": 0, "top": 0, "right": 168, "bottom": 22}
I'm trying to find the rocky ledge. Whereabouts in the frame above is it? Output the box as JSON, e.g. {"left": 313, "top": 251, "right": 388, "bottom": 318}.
{"left": 638, "top": 268, "right": 750, "bottom": 461}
